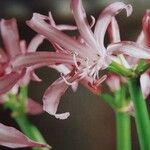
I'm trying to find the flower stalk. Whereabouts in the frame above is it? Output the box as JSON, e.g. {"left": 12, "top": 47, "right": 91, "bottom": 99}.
{"left": 115, "top": 86, "right": 131, "bottom": 150}
{"left": 101, "top": 85, "right": 131, "bottom": 150}
{"left": 128, "top": 77, "right": 150, "bottom": 150}
{"left": 107, "top": 61, "right": 135, "bottom": 78}
{"left": 116, "top": 112, "right": 131, "bottom": 150}
{"left": 4, "top": 86, "right": 50, "bottom": 150}
{"left": 15, "top": 115, "right": 49, "bottom": 150}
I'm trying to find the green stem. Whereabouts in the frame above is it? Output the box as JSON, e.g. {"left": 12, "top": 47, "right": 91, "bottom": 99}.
{"left": 128, "top": 78, "right": 150, "bottom": 150}
{"left": 116, "top": 112, "right": 131, "bottom": 150}
{"left": 107, "top": 61, "right": 135, "bottom": 77}
{"left": 100, "top": 93, "right": 117, "bottom": 109}
{"left": 15, "top": 115, "right": 49, "bottom": 150}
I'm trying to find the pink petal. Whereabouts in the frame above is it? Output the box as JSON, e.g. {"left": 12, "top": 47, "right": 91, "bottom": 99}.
{"left": 48, "top": 12, "right": 56, "bottom": 26}
{"left": 50, "top": 64, "right": 71, "bottom": 75}
{"left": 71, "top": 82, "right": 78, "bottom": 92}
{"left": 0, "top": 123, "right": 50, "bottom": 148}
{"left": 140, "top": 73, "right": 150, "bottom": 98}
{"left": 10, "top": 52, "right": 76, "bottom": 71}
{"left": 27, "top": 35, "right": 45, "bottom": 52}
{"left": 142, "top": 9, "right": 150, "bottom": 47}
{"left": 56, "top": 25, "right": 77, "bottom": 30}
{"left": 50, "top": 64, "right": 79, "bottom": 92}
{"left": 0, "top": 19, "right": 21, "bottom": 57}
{"left": 94, "top": 2, "right": 132, "bottom": 50}
{"left": 70, "top": 0, "right": 98, "bottom": 50}
{"left": 0, "top": 71, "right": 25, "bottom": 95}
{"left": 107, "top": 41, "right": 150, "bottom": 59}
{"left": 27, "top": 98, "right": 43, "bottom": 115}
{"left": 108, "top": 17, "right": 121, "bottom": 43}
{"left": 18, "top": 67, "right": 42, "bottom": 85}
{"left": 43, "top": 78, "right": 70, "bottom": 120}
{"left": 136, "top": 31, "right": 145, "bottom": 44}
{"left": 26, "top": 13, "right": 88, "bottom": 56}
{"left": 20, "top": 40, "right": 27, "bottom": 54}
{"left": 106, "top": 74, "right": 120, "bottom": 92}
{"left": 30, "top": 70, "right": 42, "bottom": 82}
{"left": 49, "top": 11, "right": 77, "bottom": 31}
{"left": 0, "top": 48, "right": 8, "bottom": 63}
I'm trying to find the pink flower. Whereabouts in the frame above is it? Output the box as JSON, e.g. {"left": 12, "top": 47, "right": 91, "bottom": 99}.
{"left": 139, "top": 10, "right": 150, "bottom": 98}
{"left": 27, "top": 0, "right": 144, "bottom": 119}
{"left": 0, "top": 19, "right": 51, "bottom": 148}
{"left": 108, "top": 10, "right": 150, "bottom": 99}
{"left": 136, "top": 10, "right": 150, "bottom": 48}
{"left": 0, "top": 19, "right": 47, "bottom": 114}
{"left": 0, "top": 19, "right": 43, "bottom": 94}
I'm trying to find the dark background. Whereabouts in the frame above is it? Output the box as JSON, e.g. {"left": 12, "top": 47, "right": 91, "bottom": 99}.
{"left": 0, "top": 0, "right": 150, "bottom": 150}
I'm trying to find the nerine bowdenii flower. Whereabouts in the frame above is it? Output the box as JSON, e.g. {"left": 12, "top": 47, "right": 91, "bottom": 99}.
{"left": 27, "top": 0, "right": 150, "bottom": 119}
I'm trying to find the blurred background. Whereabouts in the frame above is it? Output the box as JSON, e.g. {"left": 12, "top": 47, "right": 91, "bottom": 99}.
{"left": 0, "top": 0, "right": 150, "bottom": 149}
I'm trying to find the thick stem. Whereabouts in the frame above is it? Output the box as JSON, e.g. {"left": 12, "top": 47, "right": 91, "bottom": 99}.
{"left": 15, "top": 115, "right": 49, "bottom": 150}
{"left": 107, "top": 61, "right": 135, "bottom": 77}
{"left": 128, "top": 78, "right": 150, "bottom": 150}
{"left": 116, "top": 112, "right": 131, "bottom": 150}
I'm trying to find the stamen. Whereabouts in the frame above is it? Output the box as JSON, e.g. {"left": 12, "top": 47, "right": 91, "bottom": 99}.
{"left": 95, "top": 70, "right": 100, "bottom": 80}
{"left": 73, "top": 52, "right": 80, "bottom": 70}
{"left": 95, "top": 75, "right": 107, "bottom": 86}
{"left": 92, "top": 72, "right": 97, "bottom": 80}
{"left": 90, "top": 15, "right": 95, "bottom": 28}
{"left": 60, "top": 73, "right": 74, "bottom": 85}
{"left": 84, "top": 57, "right": 89, "bottom": 67}
{"left": 89, "top": 65, "right": 97, "bottom": 77}
{"left": 118, "top": 54, "right": 131, "bottom": 68}
{"left": 79, "top": 59, "right": 92, "bottom": 79}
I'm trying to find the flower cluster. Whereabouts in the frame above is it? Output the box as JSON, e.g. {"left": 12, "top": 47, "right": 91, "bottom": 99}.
{"left": 1, "top": 0, "right": 150, "bottom": 149}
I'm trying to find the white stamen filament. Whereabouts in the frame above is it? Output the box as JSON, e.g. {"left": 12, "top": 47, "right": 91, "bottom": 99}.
{"left": 60, "top": 73, "right": 74, "bottom": 85}
{"left": 90, "top": 15, "right": 95, "bottom": 28}
{"left": 96, "top": 70, "right": 100, "bottom": 80}
{"left": 84, "top": 57, "right": 90, "bottom": 67}
{"left": 95, "top": 75, "right": 107, "bottom": 86}
{"left": 73, "top": 52, "right": 80, "bottom": 70}
{"left": 88, "top": 63, "right": 97, "bottom": 77}
{"left": 118, "top": 54, "right": 130, "bottom": 68}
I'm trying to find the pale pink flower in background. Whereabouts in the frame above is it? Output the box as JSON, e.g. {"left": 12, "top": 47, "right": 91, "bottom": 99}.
{"left": 0, "top": 19, "right": 43, "bottom": 94}
{"left": 0, "top": 19, "right": 47, "bottom": 115}
{"left": 139, "top": 10, "right": 150, "bottom": 98}
{"left": 108, "top": 10, "right": 150, "bottom": 99}
{"left": 0, "top": 19, "right": 51, "bottom": 149}
{"left": 137, "top": 9, "right": 150, "bottom": 47}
